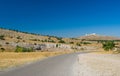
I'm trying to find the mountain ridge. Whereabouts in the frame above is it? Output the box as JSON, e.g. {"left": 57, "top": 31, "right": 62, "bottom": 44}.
{"left": 78, "top": 33, "right": 120, "bottom": 40}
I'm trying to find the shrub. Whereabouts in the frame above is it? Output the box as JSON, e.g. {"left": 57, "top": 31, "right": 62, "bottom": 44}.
{"left": 41, "top": 40, "right": 44, "bottom": 42}
{"left": 0, "top": 35, "right": 5, "bottom": 40}
{"left": 48, "top": 40, "right": 55, "bottom": 43}
{"left": 15, "top": 46, "right": 23, "bottom": 52}
{"left": 16, "top": 36, "right": 22, "bottom": 39}
{"left": 56, "top": 37, "right": 62, "bottom": 40}
{"left": 48, "top": 37, "right": 51, "bottom": 40}
{"left": 56, "top": 44, "right": 59, "bottom": 48}
{"left": 6, "top": 42, "right": 9, "bottom": 44}
{"left": 44, "top": 39, "right": 48, "bottom": 42}
{"left": 1, "top": 48, "right": 5, "bottom": 52}
{"left": 81, "top": 42, "right": 91, "bottom": 45}
{"left": 16, "top": 40, "right": 20, "bottom": 43}
{"left": 34, "top": 43, "right": 37, "bottom": 45}
{"left": 0, "top": 44, "right": 2, "bottom": 47}
{"left": 70, "top": 38, "right": 78, "bottom": 40}
{"left": 10, "top": 36, "right": 13, "bottom": 38}
{"left": 69, "top": 42, "right": 74, "bottom": 44}
{"left": 102, "top": 41, "right": 115, "bottom": 51}
{"left": 15, "top": 46, "right": 34, "bottom": 52}
{"left": 76, "top": 43, "right": 81, "bottom": 46}
{"left": 30, "top": 39, "right": 40, "bottom": 41}
{"left": 58, "top": 40, "right": 65, "bottom": 43}
{"left": 23, "top": 40, "right": 25, "bottom": 42}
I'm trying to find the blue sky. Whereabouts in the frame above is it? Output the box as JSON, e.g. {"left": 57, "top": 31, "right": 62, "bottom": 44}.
{"left": 0, "top": 0, "right": 120, "bottom": 37}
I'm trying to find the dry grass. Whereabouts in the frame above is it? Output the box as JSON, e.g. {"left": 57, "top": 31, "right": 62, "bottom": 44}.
{"left": 91, "top": 51, "right": 115, "bottom": 54}
{"left": 0, "top": 51, "right": 70, "bottom": 70}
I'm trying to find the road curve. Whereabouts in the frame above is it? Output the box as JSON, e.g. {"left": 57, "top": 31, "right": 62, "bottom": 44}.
{"left": 0, "top": 52, "right": 82, "bottom": 76}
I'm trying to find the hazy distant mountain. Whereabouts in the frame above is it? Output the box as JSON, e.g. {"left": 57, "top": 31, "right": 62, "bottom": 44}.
{"left": 78, "top": 33, "right": 120, "bottom": 40}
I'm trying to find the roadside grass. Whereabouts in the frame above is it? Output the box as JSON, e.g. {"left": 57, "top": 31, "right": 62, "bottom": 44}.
{"left": 0, "top": 51, "right": 71, "bottom": 70}
{"left": 92, "top": 51, "right": 115, "bottom": 54}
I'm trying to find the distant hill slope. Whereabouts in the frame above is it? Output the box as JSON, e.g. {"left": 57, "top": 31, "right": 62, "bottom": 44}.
{"left": 78, "top": 34, "right": 120, "bottom": 40}
{"left": 0, "top": 28, "right": 57, "bottom": 43}
{"left": 0, "top": 28, "right": 80, "bottom": 52}
{"left": 0, "top": 28, "right": 60, "bottom": 52}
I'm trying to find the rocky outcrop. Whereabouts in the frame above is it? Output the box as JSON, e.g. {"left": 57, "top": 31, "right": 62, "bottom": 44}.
{"left": 33, "top": 43, "right": 72, "bottom": 51}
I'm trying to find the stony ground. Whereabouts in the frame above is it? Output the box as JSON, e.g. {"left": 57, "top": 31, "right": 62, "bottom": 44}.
{"left": 74, "top": 53, "right": 120, "bottom": 76}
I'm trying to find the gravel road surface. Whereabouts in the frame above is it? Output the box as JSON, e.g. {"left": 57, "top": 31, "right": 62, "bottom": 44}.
{"left": 74, "top": 53, "right": 120, "bottom": 76}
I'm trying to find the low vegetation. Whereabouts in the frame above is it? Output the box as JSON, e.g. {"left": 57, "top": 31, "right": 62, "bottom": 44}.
{"left": 16, "top": 36, "right": 22, "bottom": 39}
{"left": 15, "top": 46, "right": 34, "bottom": 52}
{"left": 30, "top": 39, "right": 40, "bottom": 41}
{"left": 81, "top": 42, "right": 91, "bottom": 45}
{"left": 58, "top": 40, "right": 65, "bottom": 43}
{"left": 102, "top": 41, "right": 115, "bottom": 51}
{"left": 1, "top": 48, "right": 5, "bottom": 52}
{"left": 0, "top": 35, "right": 5, "bottom": 40}
{"left": 76, "top": 42, "right": 81, "bottom": 46}
{"left": 69, "top": 42, "right": 74, "bottom": 44}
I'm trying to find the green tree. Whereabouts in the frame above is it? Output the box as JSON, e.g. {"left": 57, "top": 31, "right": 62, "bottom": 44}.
{"left": 102, "top": 41, "right": 115, "bottom": 51}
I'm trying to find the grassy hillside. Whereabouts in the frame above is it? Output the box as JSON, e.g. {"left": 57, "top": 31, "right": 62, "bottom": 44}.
{"left": 0, "top": 28, "right": 82, "bottom": 52}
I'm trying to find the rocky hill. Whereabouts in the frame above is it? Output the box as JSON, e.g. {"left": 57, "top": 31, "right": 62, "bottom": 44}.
{"left": 78, "top": 33, "right": 120, "bottom": 40}
{"left": 0, "top": 28, "right": 76, "bottom": 52}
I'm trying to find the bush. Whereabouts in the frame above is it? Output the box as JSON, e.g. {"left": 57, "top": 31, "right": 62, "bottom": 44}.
{"left": 69, "top": 42, "right": 74, "bottom": 44}
{"left": 44, "top": 39, "right": 48, "bottom": 42}
{"left": 81, "top": 42, "right": 91, "bottom": 45}
{"left": 0, "top": 44, "right": 2, "bottom": 47}
{"left": 15, "top": 46, "right": 23, "bottom": 52}
{"left": 1, "top": 48, "right": 5, "bottom": 52}
{"left": 6, "top": 42, "right": 9, "bottom": 44}
{"left": 58, "top": 40, "right": 65, "bottom": 43}
{"left": 102, "top": 41, "right": 115, "bottom": 51}
{"left": 56, "top": 44, "right": 59, "bottom": 48}
{"left": 48, "top": 37, "right": 51, "bottom": 40}
{"left": 16, "top": 36, "right": 22, "bottom": 39}
{"left": 0, "top": 35, "right": 5, "bottom": 40}
{"left": 56, "top": 37, "right": 62, "bottom": 40}
{"left": 15, "top": 46, "right": 34, "bottom": 52}
{"left": 23, "top": 40, "right": 25, "bottom": 42}
{"left": 76, "top": 43, "right": 81, "bottom": 46}
{"left": 48, "top": 40, "right": 55, "bottom": 43}
{"left": 34, "top": 43, "right": 37, "bottom": 45}
{"left": 30, "top": 39, "right": 40, "bottom": 41}
{"left": 56, "top": 44, "right": 61, "bottom": 48}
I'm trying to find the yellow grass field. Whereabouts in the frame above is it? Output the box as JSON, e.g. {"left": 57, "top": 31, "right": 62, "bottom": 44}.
{"left": 0, "top": 51, "right": 70, "bottom": 70}
{"left": 91, "top": 50, "right": 116, "bottom": 54}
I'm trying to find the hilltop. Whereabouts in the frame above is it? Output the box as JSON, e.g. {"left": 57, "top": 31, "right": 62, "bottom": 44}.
{"left": 78, "top": 33, "right": 120, "bottom": 41}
